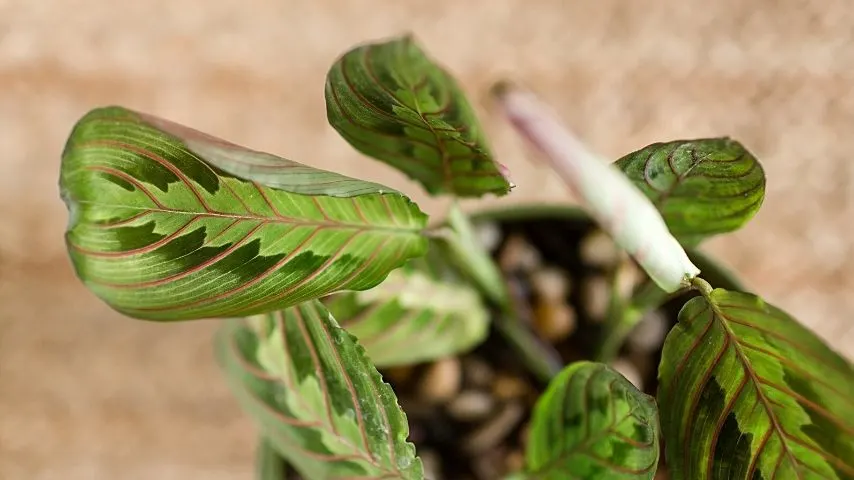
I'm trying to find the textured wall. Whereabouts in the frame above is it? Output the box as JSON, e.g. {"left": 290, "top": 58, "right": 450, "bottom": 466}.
{"left": 2, "top": 0, "right": 852, "bottom": 477}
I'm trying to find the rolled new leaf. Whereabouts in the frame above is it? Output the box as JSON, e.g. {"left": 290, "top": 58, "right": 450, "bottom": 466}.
{"left": 60, "top": 107, "right": 428, "bottom": 321}
{"left": 494, "top": 83, "right": 700, "bottom": 293}
{"left": 658, "top": 288, "right": 854, "bottom": 479}
{"left": 326, "top": 35, "right": 513, "bottom": 198}
{"left": 215, "top": 300, "right": 423, "bottom": 479}
{"left": 614, "top": 138, "right": 765, "bottom": 246}
{"left": 524, "top": 361, "right": 660, "bottom": 479}
{"left": 325, "top": 250, "right": 489, "bottom": 367}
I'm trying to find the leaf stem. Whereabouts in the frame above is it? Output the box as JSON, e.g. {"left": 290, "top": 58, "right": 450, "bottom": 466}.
{"left": 596, "top": 278, "right": 672, "bottom": 363}
{"left": 498, "top": 277, "right": 564, "bottom": 383}
{"left": 439, "top": 203, "right": 562, "bottom": 382}
{"left": 422, "top": 225, "right": 454, "bottom": 240}
{"left": 255, "top": 437, "right": 286, "bottom": 480}
{"left": 690, "top": 276, "right": 714, "bottom": 298}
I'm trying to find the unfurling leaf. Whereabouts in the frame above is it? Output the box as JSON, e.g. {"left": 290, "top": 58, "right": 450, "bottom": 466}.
{"left": 614, "top": 138, "right": 765, "bottom": 246}
{"left": 215, "top": 300, "right": 423, "bottom": 479}
{"left": 658, "top": 288, "right": 854, "bottom": 480}
{"left": 325, "top": 35, "right": 513, "bottom": 198}
{"left": 325, "top": 249, "right": 489, "bottom": 367}
{"left": 494, "top": 83, "right": 699, "bottom": 293}
{"left": 524, "top": 361, "right": 660, "bottom": 479}
{"left": 60, "top": 107, "right": 428, "bottom": 321}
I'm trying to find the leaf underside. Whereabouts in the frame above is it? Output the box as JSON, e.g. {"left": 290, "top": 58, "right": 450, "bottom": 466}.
{"left": 526, "top": 361, "right": 660, "bottom": 479}
{"left": 60, "top": 107, "right": 428, "bottom": 320}
{"left": 325, "top": 34, "right": 512, "bottom": 198}
{"left": 215, "top": 300, "right": 423, "bottom": 479}
{"left": 325, "top": 247, "right": 490, "bottom": 367}
{"left": 614, "top": 138, "right": 765, "bottom": 246}
{"left": 658, "top": 289, "right": 854, "bottom": 480}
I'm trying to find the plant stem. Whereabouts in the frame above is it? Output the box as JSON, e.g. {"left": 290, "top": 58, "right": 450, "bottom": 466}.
{"left": 494, "top": 311, "right": 563, "bottom": 383}
{"left": 494, "top": 275, "right": 563, "bottom": 383}
{"left": 438, "top": 203, "right": 562, "bottom": 382}
{"left": 595, "top": 279, "right": 673, "bottom": 363}
{"left": 255, "top": 437, "right": 286, "bottom": 480}
{"left": 690, "top": 276, "right": 714, "bottom": 298}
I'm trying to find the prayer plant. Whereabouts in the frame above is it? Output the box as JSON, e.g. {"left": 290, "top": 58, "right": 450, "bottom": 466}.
{"left": 59, "top": 35, "right": 854, "bottom": 480}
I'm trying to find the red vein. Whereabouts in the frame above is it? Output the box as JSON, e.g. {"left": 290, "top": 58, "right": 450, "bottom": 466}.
{"left": 82, "top": 140, "right": 215, "bottom": 212}
{"left": 533, "top": 375, "right": 656, "bottom": 478}
{"left": 738, "top": 340, "right": 850, "bottom": 401}
{"left": 781, "top": 433, "right": 854, "bottom": 475}
{"left": 205, "top": 218, "right": 241, "bottom": 244}
{"left": 612, "top": 431, "right": 654, "bottom": 448}
{"left": 362, "top": 46, "right": 458, "bottom": 135}
{"left": 745, "top": 426, "right": 773, "bottom": 479}
{"left": 92, "top": 210, "right": 154, "bottom": 228}
{"left": 716, "top": 307, "right": 852, "bottom": 378}
{"left": 336, "top": 60, "right": 437, "bottom": 135}
{"left": 379, "top": 195, "right": 400, "bottom": 228}
{"left": 227, "top": 336, "right": 321, "bottom": 428}
{"left": 312, "top": 197, "right": 333, "bottom": 222}
{"left": 682, "top": 330, "right": 729, "bottom": 479}
{"left": 83, "top": 166, "right": 167, "bottom": 209}
{"left": 757, "top": 379, "right": 854, "bottom": 435}
{"left": 294, "top": 306, "right": 338, "bottom": 434}
{"left": 713, "top": 305, "right": 804, "bottom": 480}
{"left": 771, "top": 449, "right": 785, "bottom": 478}
{"left": 350, "top": 197, "right": 370, "bottom": 225}
{"left": 662, "top": 304, "right": 713, "bottom": 411}
{"left": 575, "top": 450, "right": 658, "bottom": 475}
{"left": 653, "top": 147, "right": 705, "bottom": 208}
{"left": 314, "top": 306, "right": 375, "bottom": 468}
{"left": 580, "top": 365, "right": 600, "bottom": 439}
{"left": 71, "top": 217, "right": 200, "bottom": 257}
{"left": 706, "top": 373, "right": 748, "bottom": 479}
{"left": 271, "top": 312, "right": 368, "bottom": 456}
{"left": 96, "top": 221, "right": 267, "bottom": 289}
{"left": 233, "top": 233, "right": 375, "bottom": 315}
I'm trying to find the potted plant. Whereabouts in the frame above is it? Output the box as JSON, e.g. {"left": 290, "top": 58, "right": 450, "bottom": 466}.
{"left": 59, "top": 35, "right": 854, "bottom": 480}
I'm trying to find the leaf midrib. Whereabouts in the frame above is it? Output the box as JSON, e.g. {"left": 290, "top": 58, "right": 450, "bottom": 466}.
{"left": 74, "top": 200, "right": 421, "bottom": 236}
{"left": 707, "top": 298, "right": 804, "bottom": 480}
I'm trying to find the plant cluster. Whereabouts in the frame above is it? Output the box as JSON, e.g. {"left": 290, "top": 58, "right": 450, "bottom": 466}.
{"left": 59, "top": 35, "right": 854, "bottom": 480}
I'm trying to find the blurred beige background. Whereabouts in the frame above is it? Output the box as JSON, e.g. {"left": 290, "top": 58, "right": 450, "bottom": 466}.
{"left": 2, "top": 0, "right": 852, "bottom": 478}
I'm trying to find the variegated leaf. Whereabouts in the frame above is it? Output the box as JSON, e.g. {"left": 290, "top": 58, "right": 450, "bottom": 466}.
{"left": 325, "top": 35, "right": 513, "bottom": 198}
{"left": 658, "top": 288, "right": 854, "bottom": 479}
{"left": 216, "top": 300, "right": 423, "bottom": 479}
{"left": 60, "top": 107, "right": 428, "bottom": 320}
{"left": 325, "top": 249, "right": 490, "bottom": 367}
{"left": 524, "top": 361, "right": 660, "bottom": 479}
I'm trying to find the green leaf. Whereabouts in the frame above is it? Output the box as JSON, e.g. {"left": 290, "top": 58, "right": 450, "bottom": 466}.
{"left": 215, "top": 300, "right": 423, "bottom": 479}
{"left": 325, "top": 249, "right": 490, "bottom": 367}
{"left": 524, "top": 361, "right": 660, "bottom": 479}
{"left": 613, "top": 138, "right": 765, "bottom": 245}
{"left": 60, "top": 107, "right": 428, "bottom": 321}
{"left": 325, "top": 35, "right": 513, "bottom": 198}
{"left": 658, "top": 287, "right": 854, "bottom": 480}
